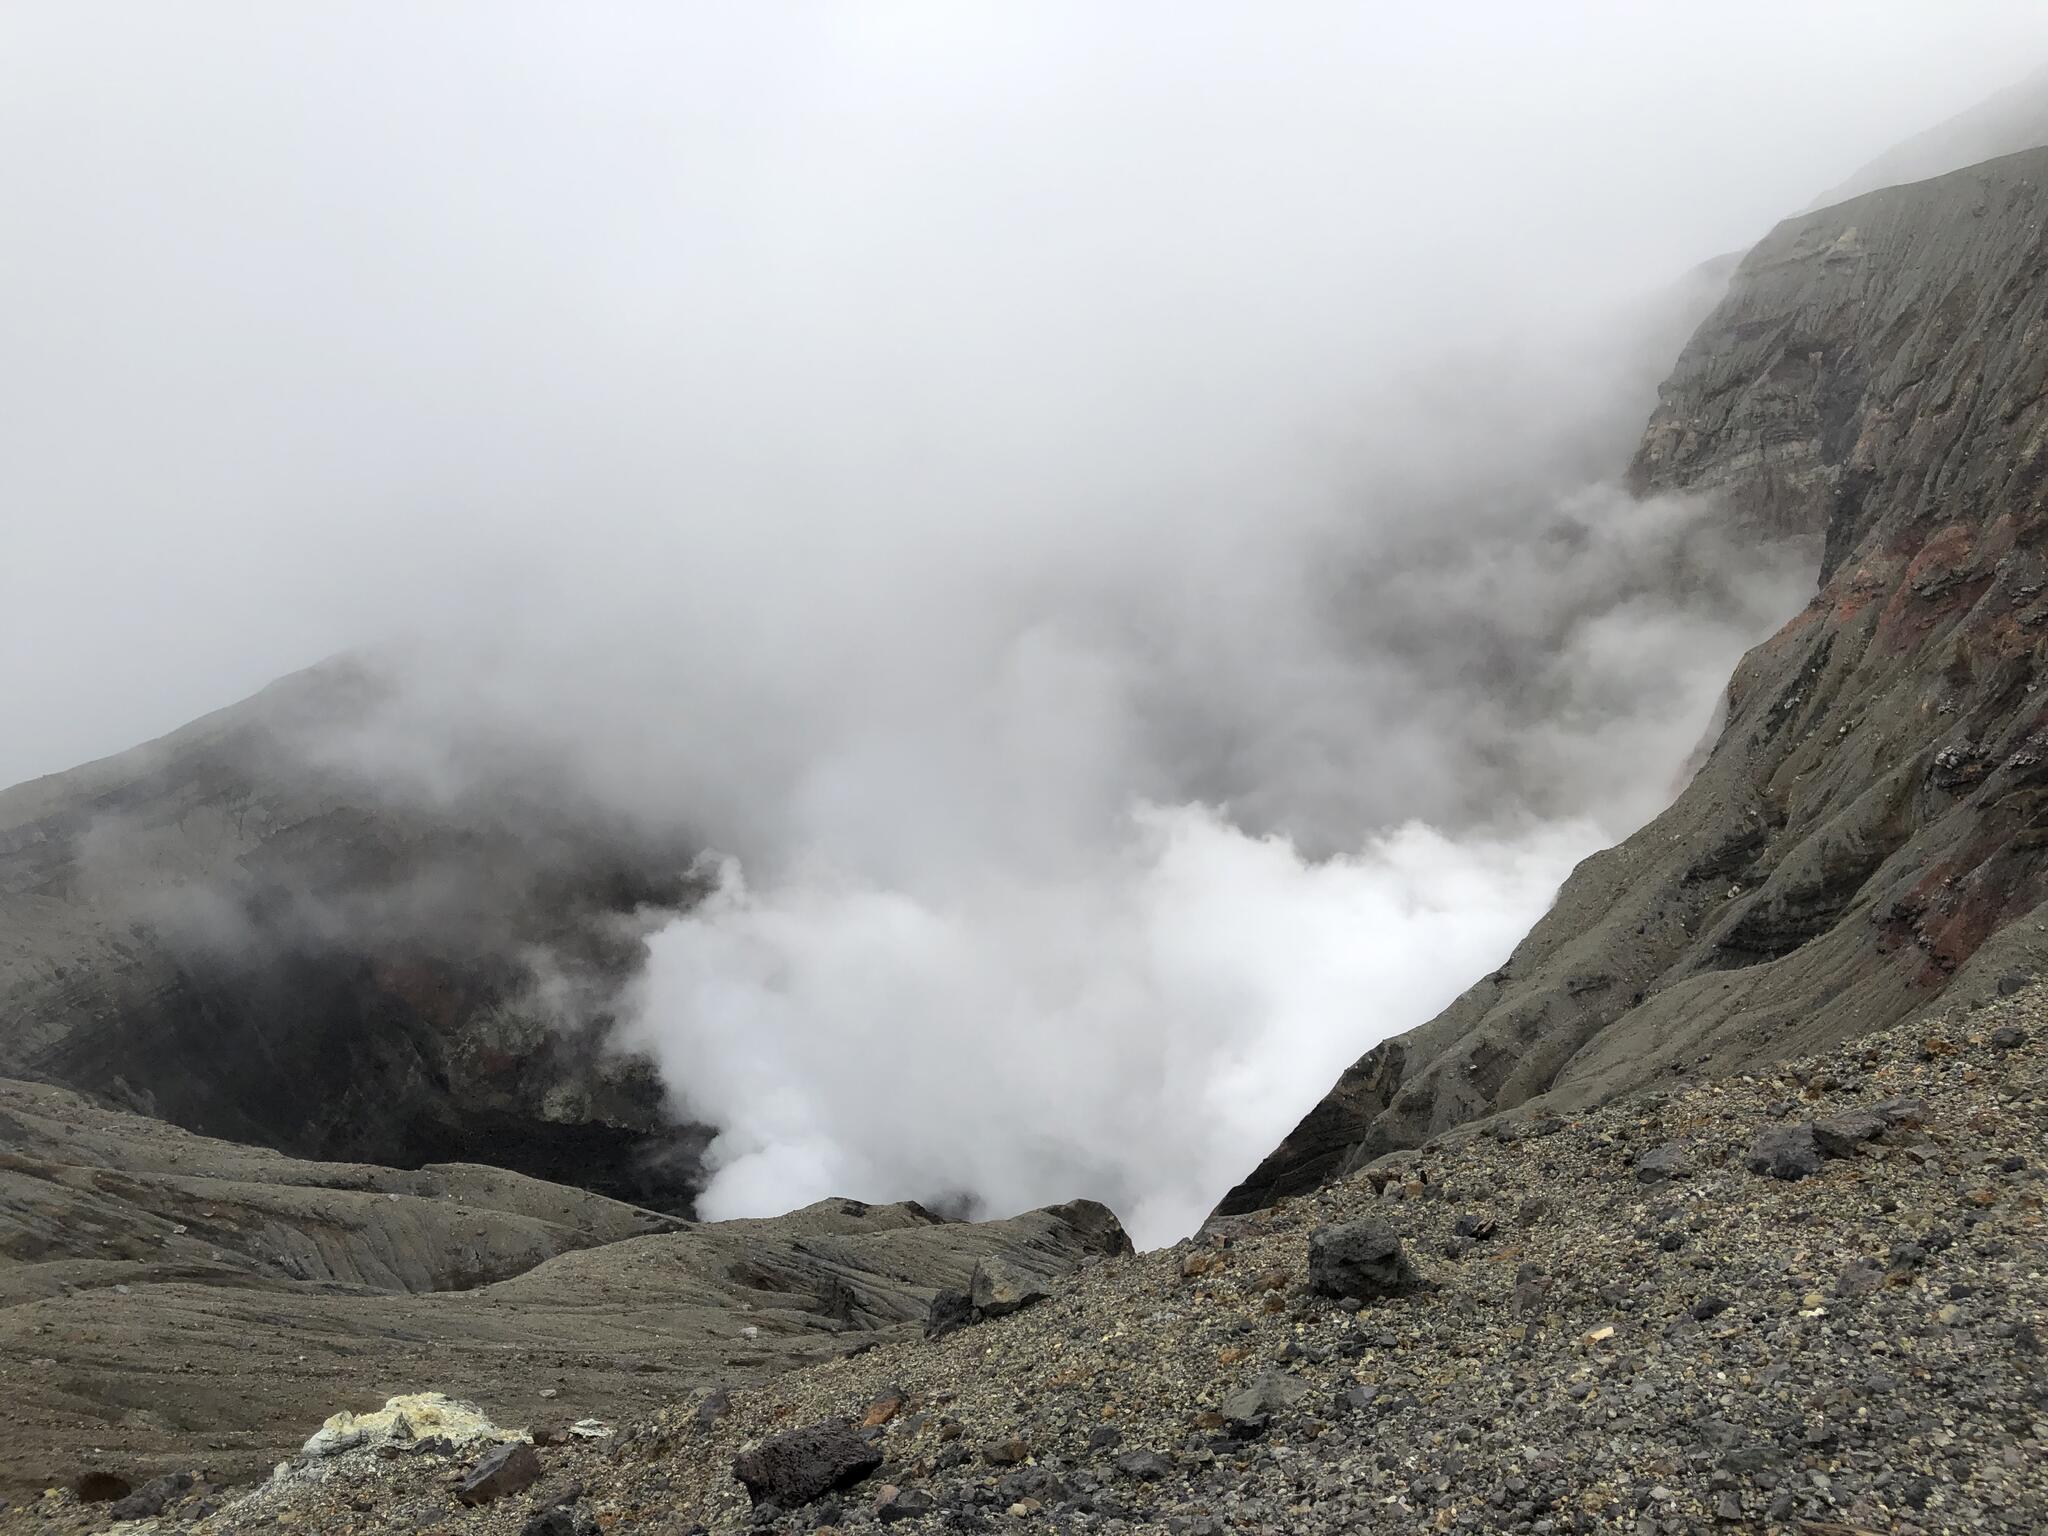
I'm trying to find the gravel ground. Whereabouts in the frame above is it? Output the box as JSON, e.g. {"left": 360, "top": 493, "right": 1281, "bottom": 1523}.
{"left": 13, "top": 988, "right": 2044, "bottom": 1536}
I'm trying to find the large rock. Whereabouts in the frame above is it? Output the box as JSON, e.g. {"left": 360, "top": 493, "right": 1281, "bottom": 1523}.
{"left": 1219, "top": 144, "right": 2048, "bottom": 1220}
{"left": 1221, "top": 1368, "right": 1310, "bottom": 1436}
{"left": 731, "top": 1420, "right": 882, "bottom": 1508}
{"left": 971, "top": 1256, "right": 1053, "bottom": 1318}
{"left": 456, "top": 1442, "right": 542, "bottom": 1506}
{"left": 925, "top": 1288, "right": 975, "bottom": 1340}
{"left": 1745, "top": 1125, "right": 1824, "bottom": 1181}
{"left": 1634, "top": 1143, "right": 1689, "bottom": 1184}
{"left": 1813, "top": 1109, "right": 1888, "bottom": 1159}
{"left": 1306, "top": 1220, "right": 1418, "bottom": 1300}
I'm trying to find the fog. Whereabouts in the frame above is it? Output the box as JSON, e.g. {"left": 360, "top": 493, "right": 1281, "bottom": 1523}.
{"left": 6, "top": 6, "right": 2048, "bottom": 1243}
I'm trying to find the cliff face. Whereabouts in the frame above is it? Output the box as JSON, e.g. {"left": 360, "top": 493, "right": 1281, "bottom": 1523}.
{"left": 1220, "top": 146, "right": 2048, "bottom": 1214}
{"left": 0, "top": 660, "right": 711, "bottom": 1211}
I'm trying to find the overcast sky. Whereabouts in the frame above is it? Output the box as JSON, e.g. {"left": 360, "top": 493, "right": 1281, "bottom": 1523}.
{"left": 4, "top": 4, "right": 2048, "bottom": 788}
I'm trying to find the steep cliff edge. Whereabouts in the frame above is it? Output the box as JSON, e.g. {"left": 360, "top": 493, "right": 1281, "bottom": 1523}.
{"left": 1220, "top": 146, "right": 2048, "bottom": 1213}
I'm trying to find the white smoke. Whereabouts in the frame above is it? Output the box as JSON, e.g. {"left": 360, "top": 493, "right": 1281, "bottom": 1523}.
{"left": 8, "top": 5, "right": 2022, "bottom": 1242}
{"left": 625, "top": 814, "right": 1599, "bottom": 1246}
{"left": 601, "top": 479, "right": 1807, "bottom": 1247}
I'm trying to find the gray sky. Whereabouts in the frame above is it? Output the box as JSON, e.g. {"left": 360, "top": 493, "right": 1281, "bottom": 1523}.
{"left": 4, "top": 3, "right": 2048, "bottom": 788}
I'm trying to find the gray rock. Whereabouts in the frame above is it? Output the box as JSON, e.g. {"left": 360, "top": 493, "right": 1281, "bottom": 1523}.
{"left": 877, "top": 1486, "right": 937, "bottom": 1522}
{"left": 1221, "top": 1368, "right": 1310, "bottom": 1435}
{"left": 971, "top": 1256, "right": 1052, "bottom": 1318}
{"left": 1812, "top": 1110, "right": 1886, "bottom": 1158}
{"left": 1990, "top": 1024, "right": 2027, "bottom": 1049}
{"left": 731, "top": 1419, "right": 882, "bottom": 1508}
{"left": 1634, "top": 1143, "right": 1689, "bottom": 1184}
{"left": 1306, "top": 1219, "right": 1418, "bottom": 1300}
{"left": 1114, "top": 1449, "right": 1175, "bottom": 1481}
{"left": 521, "top": 1502, "right": 598, "bottom": 1536}
{"left": 109, "top": 1474, "right": 191, "bottom": 1521}
{"left": 1744, "top": 1125, "right": 1823, "bottom": 1181}
{"left": 456, "top": 1442, "right": 543, "bottom": 1506}
{"left": 925, "top": 1287, "right": 976, "bottom": 1340}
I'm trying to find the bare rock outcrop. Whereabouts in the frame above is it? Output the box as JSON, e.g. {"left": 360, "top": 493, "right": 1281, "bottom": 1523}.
{"left": 1223, "top": 145, "right": 2048, "bottom": 1215}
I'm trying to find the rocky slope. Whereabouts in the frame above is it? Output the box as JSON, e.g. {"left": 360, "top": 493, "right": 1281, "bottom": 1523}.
{"left": 0, "top": 1075, "right": 1129, "bottom": 1500}
{"left": 0, "top": 658, "right": 709, "bottom": 1211}
{"left": 1220, "top": 144, "right": 2048, "bottom": 1215}
{"left": 38, "top": 982, "right": 2041, "bottom": 1534}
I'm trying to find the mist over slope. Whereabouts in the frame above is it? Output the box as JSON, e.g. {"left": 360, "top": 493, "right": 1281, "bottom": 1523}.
{"left": 1228, "top": 139, "right": 2048, "bottom": 1216}
{"left": 8, "top": 10, "right": 2048, "bottom": 1245}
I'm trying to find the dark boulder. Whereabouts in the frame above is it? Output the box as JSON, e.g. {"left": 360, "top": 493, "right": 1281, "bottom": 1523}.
{"left": 1745, "top": 1125, "right": 1824, "bottom": 1181}
{"left": 925, "top": 1287, "right": 976, "bottom": 1340}
{"left": 109, "top": 1474, "right": 191, "bottom": 1521}
{"left": 522, "top": 1501, "right": 598, "bottom": 1536}
{"left": 1307, "top": 1219, "right": 1418, "bottom": 1300}
{"left": 456, "top": 1442, "right": 543, "bottom": 1506}
{"left": 732, "top": 1420, "right": 883, "bottom": 1508}
{"left": 1113, "top": 1449, "right": 1175, "bottom": 1482}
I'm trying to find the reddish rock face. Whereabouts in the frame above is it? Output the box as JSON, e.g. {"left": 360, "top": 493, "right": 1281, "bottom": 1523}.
{"left": 1223, "top": 146, "right": 2048, "bottom": 1218}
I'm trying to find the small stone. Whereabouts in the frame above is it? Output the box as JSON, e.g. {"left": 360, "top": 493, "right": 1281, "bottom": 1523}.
{"left": 1114, "top": 1449, "right": 1175, "bottom": 1482}
{"left": 982, "top": 1435, "right": 1030, "bottom": 1466}
{"left": 1221, "top": 1367, "right": 1310, "bottom": 1435}
{"left": 456, "top": 1442, "right": 542, "bottom": 1506}
{"left": 1691, "top": 1295, "right": 1731, "bottom": 1323}
{"left": 876, "top": 1486, "right": 936, "bottom": 1523}
{"left": 1989, "top": 1024, "right": 2026, "bottom": 1049}
{"left": 521, "top": 1502, "right": 598, "bottom": 1536}
{"left": 1836, "top": 1260, "right": 1884, "bottom": 1297}
{"left": 862, "top": 1389, "right": 906, "bottom": 1429}
{"left": 695, "top": 1388, "right": 732, "bottom": 1429}
{"left": 1513, "top": 1268, "right": 1553, "bottom": 1315}
{"left": 1871, "top": 1095, "right": 1933, "bottom": 1128}
{"left": 1634, "top": 1144, "right": 1689, "bottom": 1184}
